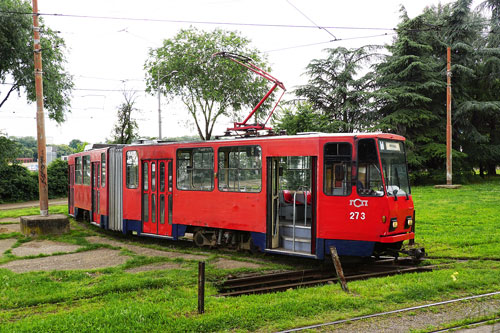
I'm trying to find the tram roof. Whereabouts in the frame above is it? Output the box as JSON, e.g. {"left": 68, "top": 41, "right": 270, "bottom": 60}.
{"left": 126, "top": 132, "right": 405, "bottom": 148}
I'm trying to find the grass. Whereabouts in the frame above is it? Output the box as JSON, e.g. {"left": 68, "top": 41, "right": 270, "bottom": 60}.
{"left": 413, "top": 177, "right": 500, "bottom": 259}
{"left": 0, "top": 179, "right": 499, "bottom": 331}
{"left": 0, "top": 205, "right": 67, "bottom": 219}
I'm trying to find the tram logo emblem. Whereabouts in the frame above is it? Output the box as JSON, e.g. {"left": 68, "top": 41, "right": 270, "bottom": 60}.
{"left": 350, "top": 199, "right": 368, "bottom": 208}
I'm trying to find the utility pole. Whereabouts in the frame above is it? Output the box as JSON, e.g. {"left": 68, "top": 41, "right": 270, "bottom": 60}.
{"left": 446, "top": 47, "right": 452, "bottom": 185}
{"left": 32, "top": 0, "right": 49, "bottom": 216}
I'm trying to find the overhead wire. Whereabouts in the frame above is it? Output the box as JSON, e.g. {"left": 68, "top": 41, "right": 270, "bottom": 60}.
{"left": 0, "top": 9, "right": 396, "bottom": 31}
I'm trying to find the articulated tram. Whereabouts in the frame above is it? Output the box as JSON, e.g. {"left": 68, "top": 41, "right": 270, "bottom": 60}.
{"left": 68, "top": 132, "right": 419, "bottom": 259}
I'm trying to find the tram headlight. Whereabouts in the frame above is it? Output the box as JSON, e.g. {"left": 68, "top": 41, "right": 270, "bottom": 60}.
{"left": 405, "top": 216, "right": 413, "bottom": 229}
{"left": 382, "top": 216, "right": 387, "bottom": 223}
{"left": 389, "top": 218, "right": 398, "bottom": 231}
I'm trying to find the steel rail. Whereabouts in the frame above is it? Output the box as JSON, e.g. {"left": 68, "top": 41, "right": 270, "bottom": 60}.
{"left": 218, "top": 265, "right": 435, "bottom": 297}
{"left": 428, "top": 317, "right": 500, "bottom": 333}
{"left": 275, "top": 291, "right": 500, "bottom": 333}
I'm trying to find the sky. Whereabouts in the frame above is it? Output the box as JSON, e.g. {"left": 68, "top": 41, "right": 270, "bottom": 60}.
{"left": 0, "top": 0, "right": 476, "bottom": 145}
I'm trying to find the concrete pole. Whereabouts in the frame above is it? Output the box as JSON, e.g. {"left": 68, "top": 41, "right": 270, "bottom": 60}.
{"left": 32, "top": 0, "right": 49, "bottom": 216}
{"left": 446, "top": 47, "right": 452, "bottom": 185}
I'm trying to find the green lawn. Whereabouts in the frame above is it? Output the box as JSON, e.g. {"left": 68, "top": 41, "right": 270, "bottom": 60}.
{"left": 413, "top": 177, "right": 500, "bottom": 259}
{"left": 1, "top": 179, "right": 500, "bottom": 332}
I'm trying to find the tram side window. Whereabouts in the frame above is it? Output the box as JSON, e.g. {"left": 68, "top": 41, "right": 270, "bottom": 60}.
{"left": 82, "top": 155, "right": 91, "bottom": 185}
{"left": 100, "top": 153, "right": 106, "bottom": 188}
{"left": 324, "top": 143, "right": 352, "bottom": 196}
{"left": 126, "top": 151, "right": 139, "bottom": 189}
{"left": 75, "top": 157, "right": 82, "bottom": 184}
{"left": 177, "top": 148, "right": 214, "bottom": 191}
{"left": 357, "top": 139, "right": 384, "bottom": 196}
{"left": 218, "top": 146, "right": 261, "bottom": 192}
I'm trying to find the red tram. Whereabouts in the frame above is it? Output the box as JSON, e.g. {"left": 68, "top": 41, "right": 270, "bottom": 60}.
{"left": 68, "top": 133, "right": 418, "bottom": 259}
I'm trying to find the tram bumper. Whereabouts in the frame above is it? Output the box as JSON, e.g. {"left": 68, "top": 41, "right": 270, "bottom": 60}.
{"left": 378, "top": 232, "right": 414, "bottom": 243}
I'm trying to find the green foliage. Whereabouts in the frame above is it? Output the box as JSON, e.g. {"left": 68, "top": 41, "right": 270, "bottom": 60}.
{"left": 145, "top": 27, "right": 271, "bottom": 140}
{"left": 0, "top": 135, "right": 20, "bottom": 167}
{"left": 376, "top": 1, "right": 500, "bottom": 176}
{"left": 0, "top": 0, "right": 73, "bottom": 122}
{"left": 69, "top": 139, "right": 83, "bottom": 151}
{"left": 10, "top": 136, "right": 37, "bottom": 159}
{"left": 47, "top": 159, "right": 68, "bottom": 198}
{"left": 53, "top": 144, "right": 74, "bottom": 158}
{"left": 275, "top": 102, "right": 337, "bottom": 135}
{"left": 294, "top": 46, "right": 379, "bottom": 133}
{"left": 110, "top": 92, "right": 139, "bottom": 144}
{"left": 0, "top": 164, "right": 38, "bottom": 203}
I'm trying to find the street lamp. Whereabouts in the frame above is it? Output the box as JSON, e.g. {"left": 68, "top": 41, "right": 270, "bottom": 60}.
{"left": 157, "top": 70, "right": 178, "bottom": 140}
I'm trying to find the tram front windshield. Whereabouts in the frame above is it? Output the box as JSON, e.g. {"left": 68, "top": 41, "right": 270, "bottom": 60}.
{"left": 379, "top": 140, "right": 411, "bottom": 197}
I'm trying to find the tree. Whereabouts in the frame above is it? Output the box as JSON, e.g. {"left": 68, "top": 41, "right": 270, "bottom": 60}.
{"left": 294, "top": 46, "right": 379, "bottom": 133}
{"left": 47, "top": 159, "right": 68, "bottom": 197}
{"left": 0, "top": 0, "right": 73, "bottom": 122}
{"left": 110, "top": 91, "right": 139, "bottom": 144}
{"left": 11, "top": 136, "right": 37, "bottom": 159}
{"left": 145, "top": 28, "right": 272, "bottom": 140}
{"left": 275, "top": 102, "right": 336, "bottom": 135}
{"left": 375, "top": 9, "right": 447, "bottom": 170}
{"left": 53, "top": 144, "right": 74, "bottom": 158}
{"left": 69, "top": 139, "right": 83, "bottom": 150}
{"left": 0, "top": 134, "right": 19, "bottom": 167}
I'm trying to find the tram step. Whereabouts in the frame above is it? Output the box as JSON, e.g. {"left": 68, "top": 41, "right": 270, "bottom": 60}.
{"left": 279, "top": 223, "right": 311, "bottom": 239}
{"left": 281, "top": 235, "right": 311, "bottom": 253}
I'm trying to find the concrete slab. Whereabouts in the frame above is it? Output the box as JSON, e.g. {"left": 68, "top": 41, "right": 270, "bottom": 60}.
{"left": 0, "top": 217, "right": 20, "bottom": 223}
{"left": 0, "top": 224, "right": 20, "bottom": 234}
{"left": 434, "top": 184, "right": 462, "bottom": 189}
{"left": 20, "top": 214, "right": 70, "bottom": 237}
{"left": 0, "top": 239, "right": 17, "bottom": 255}
{"left": 0, "top": 248, "right": 130, "bottom": 273}
{"left": 212, "top": 258, "right": 263, "bottom": 270}
{"left": 11, "top": 240, "right": 81, "bottom": 257}
{"left": 86, "top": 236, "right": 208, "bottom": 261}
{"left": 125, "top": 262, "right": 184, "bottom": 273}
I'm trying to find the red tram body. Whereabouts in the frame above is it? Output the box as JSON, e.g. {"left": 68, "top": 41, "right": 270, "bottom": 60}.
{"left": 68, "top": 133, "right": 416, "bottom": 259}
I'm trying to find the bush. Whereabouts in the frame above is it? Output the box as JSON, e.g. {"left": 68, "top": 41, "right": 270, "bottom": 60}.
{"left": 0, "top": 159, "right": 68, "bottom": 203}
{"left": 0, "top": 164, "right": 38, "bottom": 203}
{"left": 48, "top": 159, "right": 68, "bottom": 198}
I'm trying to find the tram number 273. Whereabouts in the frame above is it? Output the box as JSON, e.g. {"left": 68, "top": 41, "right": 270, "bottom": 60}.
{"left": 349, "top": 211, "right": 366, "bottom": 220}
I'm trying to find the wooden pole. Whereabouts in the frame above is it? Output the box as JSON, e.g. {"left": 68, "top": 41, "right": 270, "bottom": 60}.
{"left": 446, "top": 47, "right": 452, "bottom": 185}
{"left": 329, "top": 246, "right": 349, "bottom": 293}
{"left": 198, "top": 261, "right": 205, "bottom": 314}
{"left": 32, "top": 0, "right": 49, "bottom": 216}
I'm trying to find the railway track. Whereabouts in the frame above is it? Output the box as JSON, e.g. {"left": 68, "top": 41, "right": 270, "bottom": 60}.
{"left": 218, "top": 258, "right": 435, "bottom": 297}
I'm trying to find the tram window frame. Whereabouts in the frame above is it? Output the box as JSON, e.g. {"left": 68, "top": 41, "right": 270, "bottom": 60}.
{"left": 356, "top": 138, "right": 384, "bottom": 197}
{"left": 217, "top": 145, "right": 262, "bottom": 193}
{"left": 82, "top": 155, "right": 91, "bottom": 185}
{"left": 75, "top": 157, "right": 82, "bottom": 184}
{"left": 126, "top": 150, "right": 139, "bottom": 189}
{"left": 176, "top": 147, "right": 214, "bottom": 191}
{"left": 100, "top": 153, "right": 106, "bottom": 188}
{"left": 323, "top": 142, "right": 352, "bottom": 196}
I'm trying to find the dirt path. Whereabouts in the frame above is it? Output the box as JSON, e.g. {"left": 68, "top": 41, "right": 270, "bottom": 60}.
{"left": 0, "top": 198, "right": 67, "bottom": 211}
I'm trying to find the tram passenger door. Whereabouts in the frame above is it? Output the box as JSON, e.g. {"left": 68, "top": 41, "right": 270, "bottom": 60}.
{"left": 157, "top": 160, "right": 173, "bottom": 236}
{"left": 91, "top": 162, "right": 100, "bottom": 224}
{"left": 69, "top": 165, "right": 74, "bottom": 215}
{"left": 142, "top": 159, "right": 172, "bottom": 236}
{"left": 267, "top": 157, "right": 280, "bottom": 248}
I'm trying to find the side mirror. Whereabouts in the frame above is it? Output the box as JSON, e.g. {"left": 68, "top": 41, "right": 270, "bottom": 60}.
{"left": 393, "top": 189, "right": 398, "bottom": 201}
